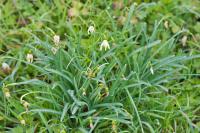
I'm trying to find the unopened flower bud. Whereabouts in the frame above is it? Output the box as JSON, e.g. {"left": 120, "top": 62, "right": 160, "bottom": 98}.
{"left": 181, "top": 35, "right": 187, "bottom": 47}
{"left": 164, "top": 21, "right": 169, "bottom": 29}
{"left": 2, "top": 62, "right": 11, "bottom": 74}
{"left": 89, "top": 117, "right": 94, "bottom": 128}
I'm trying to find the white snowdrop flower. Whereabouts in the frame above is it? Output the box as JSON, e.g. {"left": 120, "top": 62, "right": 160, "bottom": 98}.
{"left": 150, "top": 66, "right": 154, "bottom": 75}
{"left": 53, "top": 35, "right": 60, "bottom": 46}
{"left": 26, "top": 53, "right": 33, "bottom": 63}
{"left": 20, "top": 119, "right": 26, "bottom": 125}
{"left": 51, "top": 47, "right": 58, "bottom": 55}
{"left": 81, "top": 88, "right": 87, "bottom": 96}
{"left": 24, "top": 102, "right": 29, "bottom": 108}
{"left": 21, "top": 100, "right": 30, "bottom": 112}
{"left": 100, "top": 40, "right": 110, "bottom": 51}
{"left": 87, "top": 26, "right": 95, "bottom": 34}
{"left": 82, "top": 91, "right": 86, "bottom": 96}
{"left": 82, "top": 88, "right": 86, "bottom": 96}
{"left": 181, "top": 35, "right": 187, "bottom": 46}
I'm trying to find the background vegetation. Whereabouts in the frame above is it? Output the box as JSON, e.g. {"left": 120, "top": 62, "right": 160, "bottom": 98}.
{"left": 0, "top": 0, "right": 200, "bottom": 132}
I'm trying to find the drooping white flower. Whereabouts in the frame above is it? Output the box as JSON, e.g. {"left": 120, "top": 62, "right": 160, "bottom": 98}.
{"left": 23, "top": 101, "right": 29, "bottom": 108}
{"left": 82, "top": 88, "right": 86, "bottom": 96}
{"left": 181, "top": 35, "right": 187, "bottom": 46}
{"left": 26, "top": 53, "right": 33, "bottom": 63}
{"left": 82, "top": 91, "right": 86, "bottom": 96}
{"left": 53, "top": 35, "right": 60, "bottom": 46}
{"left": 100, "top": 40, "right": 110, "bottom": 51}
{"left": 20, "top": 119, "right": 26, "bottom": 125}
{"left": 87, "top": 26, "right": 95, "bottom": 34}
{"left": 21, "top": 100, "right": 30, "bottom": 112}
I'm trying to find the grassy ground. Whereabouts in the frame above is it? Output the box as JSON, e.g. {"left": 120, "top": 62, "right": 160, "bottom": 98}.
{"left": 0, "top": 0, "right": 200, "bottom": 132}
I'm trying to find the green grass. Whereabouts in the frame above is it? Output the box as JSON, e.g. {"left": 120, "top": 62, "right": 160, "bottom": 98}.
{"left": 0, "top": 0, "right": 200, "bottom": 132}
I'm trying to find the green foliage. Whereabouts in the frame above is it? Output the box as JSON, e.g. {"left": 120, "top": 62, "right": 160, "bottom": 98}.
{"left": 0, "top": 0, "right": 200, "bottom": 132}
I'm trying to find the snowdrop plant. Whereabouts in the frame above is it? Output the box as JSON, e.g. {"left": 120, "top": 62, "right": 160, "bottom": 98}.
{"left": 1, "top": 1, "right": 200, "bottom": 133}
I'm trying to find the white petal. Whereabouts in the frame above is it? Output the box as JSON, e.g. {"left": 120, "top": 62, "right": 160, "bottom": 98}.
{"left": 107, "top": 44, "right": 110, "bottom": 49}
